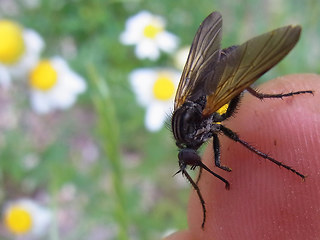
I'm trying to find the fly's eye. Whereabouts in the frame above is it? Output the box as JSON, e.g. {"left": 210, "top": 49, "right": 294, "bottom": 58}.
{"left": 182, "top": 110, "right": 201, "bottom": 134}
{"left": 185, "top": 125, "right": 195, "bottom": 134}
{"left": 183, "top": 112, "right": 192, "bottom": 124}
{"left": 184, "top": 110, "right": 201, "bottom": 124}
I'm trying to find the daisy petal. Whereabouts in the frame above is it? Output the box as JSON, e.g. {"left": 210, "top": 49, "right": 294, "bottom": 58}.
{"left": 47, "top": 86, "right": 77, "bottom": 109}
{"left": 23, "top": 29, "right": 45, "bottom": 54}
{"left": 135, "top": 41, "right": 160, "bottom": 60}
{"left": 0, "top": 65, "right": 11, "bottom": 88}
{"left": 129, "top": 68, "right": 156, "bottom": 106}
{"left": 145, "top": 102, "right": 168, "bottom": 132}
{"left": 157, "top": 32, "right": 179, "bottom": 53}
{"left": 30, "top": 91, "right": 51, "bottom": 114}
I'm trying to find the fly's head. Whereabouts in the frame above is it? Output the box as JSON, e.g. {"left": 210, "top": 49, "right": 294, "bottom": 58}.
{"left": 178, "top": 148, "right": 201, "bottom": 171}
{"left": 171, "top": 100, "right": 206, "bottom": 150}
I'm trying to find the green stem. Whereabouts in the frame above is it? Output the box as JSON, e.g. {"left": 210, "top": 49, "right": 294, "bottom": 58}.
{"left": 49, "top": 183, "right": 60, "bottom": 240}
{"left": 87, "top": 65, "right": 129, "bottom": 240}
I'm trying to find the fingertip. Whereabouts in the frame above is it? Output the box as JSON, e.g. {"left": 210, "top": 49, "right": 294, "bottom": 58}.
{"left": 187, "top": 74, "right": 320, "bottom": 239}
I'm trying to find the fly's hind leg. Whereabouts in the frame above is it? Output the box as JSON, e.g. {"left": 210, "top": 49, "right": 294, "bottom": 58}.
{"left": 219, "top": 124, "right": 306, "bottom": 179}
{"left": 247, "top": 86, "right": 313, "bottom": 99}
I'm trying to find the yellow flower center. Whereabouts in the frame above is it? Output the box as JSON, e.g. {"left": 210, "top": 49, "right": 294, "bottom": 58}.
{"left": 216, "top": 103, "right": 229, "bottom": 115}
{"left": 4, "top": 206, "right": 33, "bottom": 234}
{"left": 0, "top": 20, "right": 25, "bottom": 64}
{"left": 153, "top": 75, "right": 175, "bottom": 101}
{"left": 29, "top": 60, "right": 58, "bottom": 91}
{"left": 143, "top": 23, "right": 163, "bottom": 39}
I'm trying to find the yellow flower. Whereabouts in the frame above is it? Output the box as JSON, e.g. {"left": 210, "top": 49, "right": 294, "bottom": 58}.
{"left": 143, "top": 22, "right": 163, "bottom": 39}
{"left": 4, "top": 205, "right": 32, "bottom": 234}
{"left": 0, "top": 20, "right": 25, "bottom": 65}
{"left": 120, "top": 11, "right": 179, "bottom": 60}
{"left": 152, "top": 74, "right": 176, "bottom": 101}
{"left": 3, "top": 199, "right": 52, "bottom": 237}
{"left": 29, "top": 57, "right": 87, "bottom": 114}
{"left": 29, "top": 60, "right": 58, "bottom": 91}
{"left": 0, "top": 19, "right": 44, "bottom": 86}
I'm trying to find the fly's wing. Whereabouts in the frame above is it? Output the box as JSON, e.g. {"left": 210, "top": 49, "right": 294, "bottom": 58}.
{"left": 202, "top": 25, "right": 301, "bottom": 116}
{"left": 174, "top": 12, "right": 222, "bottom": 110}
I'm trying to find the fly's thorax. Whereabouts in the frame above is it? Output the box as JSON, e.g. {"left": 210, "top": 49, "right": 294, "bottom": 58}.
{"left": 172, "top": 100, "right": 206, "bottom": 149}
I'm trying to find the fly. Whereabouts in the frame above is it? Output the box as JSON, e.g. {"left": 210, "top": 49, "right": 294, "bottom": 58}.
{"left": 171, "top": 11, "right": 313, "bottom": 229}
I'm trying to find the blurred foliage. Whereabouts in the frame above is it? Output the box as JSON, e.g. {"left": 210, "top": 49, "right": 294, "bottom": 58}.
{"left": 0, "top": 0, "right": 319, "bottom": 239}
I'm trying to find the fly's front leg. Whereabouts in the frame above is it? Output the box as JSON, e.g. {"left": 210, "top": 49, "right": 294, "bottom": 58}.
{"left": 182, "top": 169, "right": 207, "bottom": 228}
{"left": 195, "top": 133, "right": 231, "bottom": 184}
{"left": 213, "top": 133, "right": 232, "bottom": 172}
{"left": 195, "top": 165, "right": 203, "bottom": 184}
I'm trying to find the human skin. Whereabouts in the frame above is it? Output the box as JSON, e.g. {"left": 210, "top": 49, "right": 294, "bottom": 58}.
{"left": 164, "top": 74, "right": 320, "bottom": 240}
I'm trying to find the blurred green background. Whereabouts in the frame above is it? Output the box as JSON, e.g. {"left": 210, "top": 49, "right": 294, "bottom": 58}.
{"left": 0, "top": 0, "right": 319, "bottom": 239}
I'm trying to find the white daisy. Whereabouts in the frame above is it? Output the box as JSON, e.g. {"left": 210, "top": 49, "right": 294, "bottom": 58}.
{"left": 28, "top": 56, "right": 87, "bottom": 114}
{"left": 0, "top": 20, "right": 44, "bottom": 87}
{"left": 3, "top": 198, "right": 52, "bottom": 237}
{"left": 129, "top": 68, "right": 180, "bottom": 131}
{"left": 120, "top": 11, "right": 179, "bottom": 60}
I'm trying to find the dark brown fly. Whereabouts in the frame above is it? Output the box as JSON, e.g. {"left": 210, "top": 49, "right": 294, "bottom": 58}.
{"left": 171, "top": 11, "right": 313, "bottom": 229}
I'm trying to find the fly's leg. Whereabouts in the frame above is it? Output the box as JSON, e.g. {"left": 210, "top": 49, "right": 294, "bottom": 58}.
{"left": 213, "top": 134, "right": 232, "bottom": 172}
{"left": 195, "top": 134, "right": 231, "bottom": 184}
{"left": 178, "top": 151, "right": 230, "bottom": 228}
{"left": 219, "top": 124, "right": 306, "bottom": 179}
{"left": 182, "top": 169, "right": 207, "bottom": 228}
{"left": 247, "top": 86, "right": 313, "bottom": 99}
{"left": 195, "top": 166, "right": 203, "bottom": 184}
{"left": 209, "top": 96, "right": 241, "bottom": 172}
